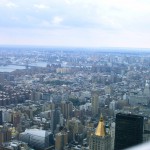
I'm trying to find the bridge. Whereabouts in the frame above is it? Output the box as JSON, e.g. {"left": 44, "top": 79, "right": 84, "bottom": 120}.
{"left": 10, "top": 63, "right": 35, "bottom": 69}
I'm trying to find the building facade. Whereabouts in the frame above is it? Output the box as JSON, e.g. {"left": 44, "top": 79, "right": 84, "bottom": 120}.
{"left": 89, "top": 115, "right": 111, "bottom": 150}
{"left": 115, "top": 113, "right": 143, "bottom": 150}
{"left": 91, "top": 91, "right": 99, "bottom": 116}
{"left": 55, "top": 131, "right": 68, "bottom": 150}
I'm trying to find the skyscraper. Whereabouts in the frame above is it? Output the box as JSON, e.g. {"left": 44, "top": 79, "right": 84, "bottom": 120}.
{"left": 61, "top": 101, "right": 73, "bottom": 119}
{"left": 144, "top": 80, "right": 150, "bottom": 96}
{"left": 67, "top": 117, "right": 84, "bottom": 142}
{"left": 89, "top": 114, "right": 111, "bottom": 150}
{"left": 0, "top": 110, "right": 3, "bottom": 125}
{"left": 115, "top": 113, "right": 144, "bottom": 150}
{"left": 55, "top": 131, "right": 68, "bottom": 150}
{"left": 51, "top": 109, "right": 61, "bottom": 132}
{"left": 0, "top": 126, "right": 11, "bottom": 145}
{"left": 91, "top": 90, "right": 99, "bottom": 116}
{"left": 30, "top": 90, "right": 41, "bottom": 101}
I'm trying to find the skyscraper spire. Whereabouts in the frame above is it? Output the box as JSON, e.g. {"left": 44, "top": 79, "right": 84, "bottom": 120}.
{"left": 95, "top": 114, "right": 105, "bottom": 137}
{"left": 89, "top": 114, "right": 111, "bottom": 150}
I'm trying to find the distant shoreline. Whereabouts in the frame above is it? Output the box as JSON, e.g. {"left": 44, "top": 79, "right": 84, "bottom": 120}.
{"left": 0, "top": 45, "right": 150, "bottom": 53}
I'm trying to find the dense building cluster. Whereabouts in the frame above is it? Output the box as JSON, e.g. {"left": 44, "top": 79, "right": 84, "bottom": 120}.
{"left": 0, "top": 47, "right": 150, "bottom": 150}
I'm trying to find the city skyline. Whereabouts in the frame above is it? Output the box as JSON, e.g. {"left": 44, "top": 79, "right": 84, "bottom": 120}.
{"left": 0, "top": 46, "right": 150, "bottom": 149}
{"left": 0, "top": 0, "right": 150, "bottom": 48}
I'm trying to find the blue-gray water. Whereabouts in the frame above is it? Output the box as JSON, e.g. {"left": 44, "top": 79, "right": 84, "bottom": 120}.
{"left": 0, "top": 62, "right": 47, "bottom": 72}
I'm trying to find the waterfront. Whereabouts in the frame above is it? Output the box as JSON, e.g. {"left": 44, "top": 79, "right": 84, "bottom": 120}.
{"left": 0, "top": 62, "right": 47, "bottom": 72}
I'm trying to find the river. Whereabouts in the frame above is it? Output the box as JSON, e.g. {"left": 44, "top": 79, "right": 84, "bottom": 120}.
{"left": 0, "top": 62, "right": 47, "bottom": 72}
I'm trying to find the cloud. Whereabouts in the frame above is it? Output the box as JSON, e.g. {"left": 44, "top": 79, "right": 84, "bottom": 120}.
{"left": 6, "top": 2, "right": 18, "bottom": 8}
{"left": 52, "top": 16, "right": 63, "bottom": 25}
{"left": 40, "top": 20, "right": 51, "bottom": 27}
{"left": 33, "top": 4, "right": 49, "bottom": 10}
{"left": 0, "top": 0, "right": 149, "bottom": 30}
{"left": 0, "top": 0, "right": 150, "bottom": 47}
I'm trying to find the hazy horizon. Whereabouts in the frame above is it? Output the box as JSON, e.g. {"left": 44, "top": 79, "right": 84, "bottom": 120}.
{"left": 1, "top": 44, "right": 150, "bottom": 53}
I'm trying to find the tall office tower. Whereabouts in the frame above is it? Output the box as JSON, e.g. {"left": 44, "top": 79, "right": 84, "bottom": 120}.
{"left": 89, "top": 115, "right": 111, "bottom": 150}
{"left": 144, "top": 80, "right": 150, "bottom": 96}
{"left": 110, "top": 122, "right": 115, "bottom": 150}
{"left": 55, "top": 131, "right": 68, "bottom": 150}
{"left": 67, "top": 118, "right": 84, "bottom": 142}
{"left": 0, "top": 126, "right": 12, "bottom": 145}
{"left": 0, "top": 110, "right": 3, "bottom": 125}
{"left": 91, "top": 91, "right": 99, "bottom": 116}
{"left": 12, "top": 111, "right": 21, "bottom": 128}
{"left": 51, "top": 109, "right": 61, "bottom": 132}
{"left": 115, "top": 113, "right": 144, "bottom": 150}
{"left": 49, "top": 102, "right": 56, "bottom": 110}
{"left": 61, "top": 101, "right": 73, "bottom": 119}
{"left": 30, "top": 90, "right": 41, "bottom": 101}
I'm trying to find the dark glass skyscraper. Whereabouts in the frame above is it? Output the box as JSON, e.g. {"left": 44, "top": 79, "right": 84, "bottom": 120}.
{"left": 115, "top": 113, "right": 143, "bottom": 150}
{"left": 0, "top": 110, "right": 2, "bottom": 125}
{"left": 51, "top": 109, "right": 61, "bottom": 132}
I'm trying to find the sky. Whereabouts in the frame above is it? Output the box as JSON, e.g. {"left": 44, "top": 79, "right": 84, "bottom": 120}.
{"left": 0, "top": 0, "right": 150, "bottom": 48}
